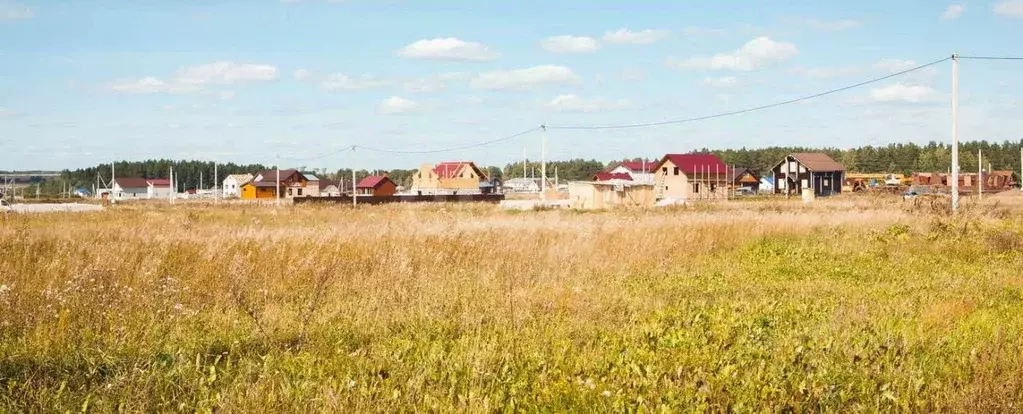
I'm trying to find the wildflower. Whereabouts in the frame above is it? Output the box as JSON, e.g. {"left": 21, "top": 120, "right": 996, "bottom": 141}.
{"left": 601, "top": 390, "right": 612, "bottom": 397}
{"left": 173, "top": 303, "right": 184, "bottom": 311}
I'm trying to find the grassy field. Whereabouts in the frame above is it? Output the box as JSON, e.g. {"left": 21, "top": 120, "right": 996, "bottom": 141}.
{"left": 2, "top": 197, "right": 1023, "bottom": 412}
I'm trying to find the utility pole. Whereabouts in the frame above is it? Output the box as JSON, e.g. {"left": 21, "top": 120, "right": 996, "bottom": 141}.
{"left": 275, "top": 154, "right": 281, "bottom": 207}
{"left": 169, "top": 166, "right": 175, "bottom": 205}
{"left": 351, "top": 147, "right": 357, "bottom": 207}
{"left": 214, "top": 161, "right": 219, "bottom": 202}
{"left": 540, "top": 124, "right": 548, "bottom": 202}
{"left": 951, "top": 53, "right": 960, "bottom": 212}
{"left": 111, "top": 161, "right": 116, "bottom": 201}
{"left": 978, "top": 148, "right": 983, "bottom": 200}
{"left": 1019, "top": 145, "right": 1022, "bottom": 192}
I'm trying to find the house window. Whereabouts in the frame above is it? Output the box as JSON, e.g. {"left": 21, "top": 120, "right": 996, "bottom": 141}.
{"left": 801, "top": 179, "right": 808, "bottom": 188}
{"left": 824, "top": 179, "right": 829, "bottom": 187}
{"left": 710, "top": 184, "right": 716, "bottom": 192}
{"left": 673, "top": 167, "right": 679, "bottom": 176}
{"left": 664, "top": 186, "right": 669, "bottom": 191}
{"left": 288, "top": 188, "right": 293, "bottom": 196}
{"left": 662, "top": 167, "right": 668, "bottom": 174}
{"left": 297, "top": 188, "right": 303, "bottom": 196}
{"left": 693, "top": 183, "right": 700, "bottom": 193}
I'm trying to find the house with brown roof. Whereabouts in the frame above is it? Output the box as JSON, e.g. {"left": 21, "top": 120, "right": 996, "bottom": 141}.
{"left": 410, "top": 161, "right": 488, "bottom": 195}
{"left": 651, "top": 153, "right": 730, "bottom": 201}
{"left": 112, "top": 177, "right": 172, "bottom": 200}
{"left": 356, "top": 175, "right": 397, "bottom": 196}
{"left": 728, "top": 167, "right": 761, "bottom": 194}
{"left": 771, "top": 153, "right": 845, "bottom": 197}
{"left": 318, "top": 179, "right": 342, "bottom": 197}
{"left": 240, "top": 169, "right": 310, "bottom": 200}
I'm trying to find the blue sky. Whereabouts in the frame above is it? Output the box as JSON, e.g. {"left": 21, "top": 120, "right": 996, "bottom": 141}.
{"left": 2, "top": 0, "right": 1023, "bottom": 171}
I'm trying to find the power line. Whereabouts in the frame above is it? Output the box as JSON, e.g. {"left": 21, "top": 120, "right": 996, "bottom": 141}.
{"left": 958, "top": 56, "right": 1023, "bottom": 60}
{"left": 355, "top": 126, "right": 541, "bottom": 154}
{"left": 547, "top": 56, "right": 953, "bottom": 130}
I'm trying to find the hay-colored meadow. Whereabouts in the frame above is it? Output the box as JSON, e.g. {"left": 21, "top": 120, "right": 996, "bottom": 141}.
{"left": 1, "top": 199, "right": 1023, "bottom": 412}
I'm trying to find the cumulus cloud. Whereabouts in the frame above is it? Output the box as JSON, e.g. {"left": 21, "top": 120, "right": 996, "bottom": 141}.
{"left": 804, "top": 19, "right": 863, "bottom": 31}
{"left": 602, "top": 28, "right": 670, "bottom": 45}
{"left": 994, "top": 1, "right": 1023, "bottom": 17}
{"left": 542, "top": 95, "right": 633, "bottom": 113}
{"left": 941, "top": 4, "right": 966, "bottom": 21}
{"left": 293, "top": 69, "right": 310, "bottom": 80}
{"left": 0, "top": 2, "right": 33, "bottom": 21}
{"left": 107, "top": 61, "right": 278, "bottom": 95}
{"left": 668, "top": 37, "right": 798, "bottom": 71}
{"left": 792, "top": 66, "right": 862, "bottom": 78}
{"left": 540, "top": 35, "right": 600, "bottom": 54}
{"left": 870, "top": 83, "right": 940, "bottom": 103}
{"left": 379, "top": 96, "right": 420, "bottom": 114}
{"left": 681, "top": 26, "right": 729, "bottom": 37}
{"left": 175, "top": 61, "right": 278, "bottom": 85}
{"left": 701, "top": 76, "right": 738, "bottom": 88}
{"left": 321, "top": 73, "right": 391, "bottom": 90}
{"left": 108, "top": 77, "right": 202, "bottom": 95}
{"left": 471, "top": 65, "right": 580, "bottom": 90}
{"left": 395, "top": 38, "right": 500, "bottom": 61}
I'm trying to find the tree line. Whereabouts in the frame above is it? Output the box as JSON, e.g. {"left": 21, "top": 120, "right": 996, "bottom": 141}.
{"left": 43, "top": 140, "right": 1022, "bottom": 195}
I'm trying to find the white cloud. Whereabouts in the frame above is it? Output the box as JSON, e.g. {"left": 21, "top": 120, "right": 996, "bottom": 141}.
{"left": 0, "top": 2, "right": 33, "bottom": 21}
{"left": 471, "top": 65, "right": 580, "bottom": 90}
{"left": 321, "top": 73, "right": 391, "bottom": 90}
{"left": 805, "top": 19, "right": 863, "bottom": 31}
{"left": 175, "top": 61, "right": 278, "bottom": 85}
{"left": 941, "top": 4, "right": 966, "bottom": 21}
{"left": 994, "top": 1, "right": 1023, "bottom": 17}
{"left": 701, "top": 76, "right": 738, "bottom": 88}
{"left": 379, "top": 96, "right": 420, "bottom": 114}
{"left": 869, "top": 83, "right": 940, "bottom": 103}
{"left": 542, "top": 94, "right": 633, "bottom": 113}
{"left": 615, "top": 68, "right": 647, "bottom": 82}
{"left": 668, "top": 37, "right": 798, "bottom": 71}
{"left": 108, "top": 77, "right": 201, "bottom": 95}
{"left": 792, "top": 66, "right": 862, "bottom": 78}
{"left": 681, "top": 26, "right": 729, "bottom": 37}
{"left": 404, "top": 78, "right": 446, "bottom": 93}
{"left": 395, "top": 38, "right": 500, "bottom": 61}
{"left": 540, "top": 35, "right": 600, "bottom": 54}
{"left": 293, "top": 69, "right": 310, "bottom": 80}
{"left": 602, "top": 28, "right": 670, "bottom": 45}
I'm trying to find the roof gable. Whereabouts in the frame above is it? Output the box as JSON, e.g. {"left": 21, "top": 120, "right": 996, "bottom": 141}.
{"left": 782, "top": 153, "right": 846, "bottom": 172}
{"left": 654, "top": 154, "right": 729, "bottom": 174}
{"left": 356, "top": 175, "right": 395, "bottom": 189}
{"left": 593, "top": 171, "right": 634, "bottom": 181}
{"left": 612, "top": 160, "right": 657, "bottom": 173}
{"left": 433, "top": 162, "right": 487, "bottom": 180}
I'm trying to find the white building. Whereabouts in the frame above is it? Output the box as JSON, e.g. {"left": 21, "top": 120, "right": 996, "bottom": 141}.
{"left": 607, "top": 161, "right": 656, "bottom": 184}
{"left": 503, "top": 178, "right": 541, "bottom": 193}
{"left": 222, "top": 174, "right": 253, "bottom": 198}
{"left": 110, "top": 177, "right": 171, "bottom": 200}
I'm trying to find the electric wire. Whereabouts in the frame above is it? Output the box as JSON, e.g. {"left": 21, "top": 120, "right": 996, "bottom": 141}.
{"left": 356, "top": 126, "right": 540, "bottom": 154}
{"left": 547, "top": 56, "right": 953, "bottom": 130}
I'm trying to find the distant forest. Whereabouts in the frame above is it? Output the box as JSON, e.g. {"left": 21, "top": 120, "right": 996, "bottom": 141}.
{"left": 46, "top": 140, "right": 1023, "bottom": 193}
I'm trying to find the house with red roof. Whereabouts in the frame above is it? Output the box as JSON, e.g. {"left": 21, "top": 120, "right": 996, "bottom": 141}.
{"left": 606, "top": 160, "right": 657, "bottom": 184}
{"left": 592, "top": 171, "right": 634, "bottom": 182}
{"left": 651, "top": 153, "right": 731, "bottom": 201}
{"left": 356, "top": 175, "right": 397, "bottom": 196}
{"left": 410, "top": 161, "right": 489, "bottom": 195}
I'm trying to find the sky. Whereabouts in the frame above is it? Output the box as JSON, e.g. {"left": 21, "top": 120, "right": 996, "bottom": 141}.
{"left": 2, "top": 0, "right": 1023, "bottom": 171}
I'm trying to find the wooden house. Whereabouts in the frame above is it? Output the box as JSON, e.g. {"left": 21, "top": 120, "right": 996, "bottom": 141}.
{"left": 356, "top": 175, "right": 397, "bottom": 196}
{"left": 771, "top": 153, "right": 845, "bottom": 197}
{"left": 410, "top": 161, "right": 488, "bottom": 195}
{"left": 240, "top": 169, "right": 309, "bottom": 199}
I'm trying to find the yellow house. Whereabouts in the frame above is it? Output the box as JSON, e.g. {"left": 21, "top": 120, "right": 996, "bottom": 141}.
{"left": 240, "top": 169, "right": 310, "bottom": 200}
{"left": 652, "top": 154, "right": 730, "bottom": 201}
{"left": 569, "top": 181, "right": 655, "bottom": 209}
{"left": 410, "top": 161, "right": 488, "bottom": 195}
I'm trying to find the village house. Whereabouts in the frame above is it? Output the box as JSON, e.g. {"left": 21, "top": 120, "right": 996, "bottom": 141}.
{"left": 319, "top": 179, "right": 342, "bottom": 197}
{"left": 356, "top": 175, "right": 397, "bottom": 196}
{"left": 728, "top": 167, "right": 761, "bottom": 194}
{"left": 503, "top": 177, "right": 541, "bottom": 193}
{"left": 772, "top": 153, "right": 845, "bottom": 197}
{"left": 569, "top": 177, "right": 654, "bottom": 209}
{"left": 240, "top": 169, "right": 309, "bottom": 200}
{"left": 593, "top": 172, "right": 634, "bottom": 181}
{"left": 302, "top": 174, "right": 322, "bottom": 197}
{"left": 652, "top": 153, "right": 730, "bottom": 201}
{"left": 605, "top": 160, "right": 657, "bottom": 184}
{"left": 410, "top": 161, "right": 488, "bottom": 195}
{"left": 111, "top": 177, "right": 172, "bottom": 200}
{"left": 222, "top": 174, "right": 253, "bottom": 198}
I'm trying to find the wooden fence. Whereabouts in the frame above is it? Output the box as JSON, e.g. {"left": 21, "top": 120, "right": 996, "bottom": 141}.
{"left": 293, "top": 194, "right": 506, "bottom": 205}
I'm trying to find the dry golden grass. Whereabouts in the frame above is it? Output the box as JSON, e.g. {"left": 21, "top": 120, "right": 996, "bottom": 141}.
{"left": 1, "top": 197, "right": 1022, "bottom": 412}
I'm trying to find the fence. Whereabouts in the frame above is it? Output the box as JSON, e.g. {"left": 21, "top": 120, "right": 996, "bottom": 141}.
{"left": 293, "top": 194, "right": 506, "bottom": 205}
